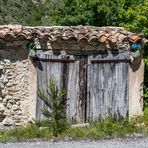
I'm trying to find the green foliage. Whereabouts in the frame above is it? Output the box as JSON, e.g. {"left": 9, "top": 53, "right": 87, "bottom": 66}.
{"left": 0, "top": 0, "right": 36, "bottom": 25}
{"left": 119, "top": 1, "right": 148, "bottom": 37}
{"left": 62, "top": 118, "right": 139, "bottom": 140}
{"left": 0, "top": 124, "right": 52, "bottom": 142}
{"left": 0, "top": 0, "right": 147, "bottom": 34}
{"left": 54, "top": 0, "right": 148, "bottom": 29}
{"left": 0, "top": 0, "right": 60, "bottom": 26}
{"left": 55, "top": 0, "right": 121, "bottom": 26}
{"left": 38, "top": 78, "right": 68, "bottom": 137}
{"left": 1, "top": 112, "right": 148, "bottom": 142}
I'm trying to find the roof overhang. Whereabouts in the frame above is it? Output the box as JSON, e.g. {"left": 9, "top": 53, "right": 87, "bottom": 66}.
{"left": 0, "top": 25, "right": 147, "bottom": 51}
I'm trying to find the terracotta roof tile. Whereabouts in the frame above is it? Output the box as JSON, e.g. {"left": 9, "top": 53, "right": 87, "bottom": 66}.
{"left": 0, "top": 25, "right": 147, "bottom": 50}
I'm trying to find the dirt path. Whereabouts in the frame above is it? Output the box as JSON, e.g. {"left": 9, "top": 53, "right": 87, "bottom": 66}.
{"left": 1, "top": 137, "right": 148, "bottom": 148}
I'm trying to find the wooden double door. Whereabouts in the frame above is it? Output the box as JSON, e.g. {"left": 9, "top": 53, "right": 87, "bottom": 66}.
{"left": 35, "top": 51, "right": 129, "bottom": 123}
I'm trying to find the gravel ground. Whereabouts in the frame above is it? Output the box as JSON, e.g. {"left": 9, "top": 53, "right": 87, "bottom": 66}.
{"left": 1, "top": 137, "right": 148, "bottom": 148}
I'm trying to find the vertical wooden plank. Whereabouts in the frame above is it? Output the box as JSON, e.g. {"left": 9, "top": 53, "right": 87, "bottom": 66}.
{"left": 36, "top": 60, "right": 41, "bottom": 120}
{"left": 66, "top": 57, "right": 87, "bottom": 123}
{"left": 46, "top": 55, "right": 62, "bottom": 88}
{"left": 114, "top": 62, "right": 128, "bottom": 118}
{"left": 45, "top": 55, "right": 63, "bottom": 120}
{"left": 61, "top": 62, "right": 69, "bottom": 117}
{"left": 66, "top": 60, "right": 80, "bottom": 123}
{"left": 79, "top": 58, "right": 87, "bottom": 123}
{"left": 36, "top": 60, "right": 47, "bottom": 120}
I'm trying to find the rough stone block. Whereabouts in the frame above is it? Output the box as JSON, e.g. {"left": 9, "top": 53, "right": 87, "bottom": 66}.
{"left": 12, "top": 105, "right": 19, "bottom": 111}
{"left": 3, "top": 109, "right": 10, "bottom": 116}
{"left": 2, "top": 117, "right": 14, "bottom": 126}
{"left": 0, "top": 103, "right": 5, "bottom": 112}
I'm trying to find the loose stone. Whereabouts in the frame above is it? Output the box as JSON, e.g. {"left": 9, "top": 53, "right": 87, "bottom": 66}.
{"left": 2, "top": 117, "right": 14, "bottom": 126}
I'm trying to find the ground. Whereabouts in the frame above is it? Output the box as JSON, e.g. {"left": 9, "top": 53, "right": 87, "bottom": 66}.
{"left": 1, "top": 137, "right": 148, "bottom": 148}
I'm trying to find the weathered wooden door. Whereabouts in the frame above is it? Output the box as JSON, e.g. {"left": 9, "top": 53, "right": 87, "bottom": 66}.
{"left": 35, "top": 51, "right": 87, "bottom": 123}
{"left": 87, "top": 55, "right": 129, "bottom": 121}
{"left": 36, "top": 51, "right": 129, "bottom": 123}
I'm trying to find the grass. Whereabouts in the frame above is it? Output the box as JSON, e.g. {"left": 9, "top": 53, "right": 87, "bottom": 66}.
{"left": 61, "top": 118, "right": 137, "bottom": 140}
{"left": 1, "top": 109, "right": 148, "bottom": 142}
{"left": 0, "top": 122, "right": 53, "bottom": 142}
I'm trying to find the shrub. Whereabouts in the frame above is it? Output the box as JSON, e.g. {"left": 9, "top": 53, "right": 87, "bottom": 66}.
{"left": 38, "top": 78, "right": 68, "bottom": 137}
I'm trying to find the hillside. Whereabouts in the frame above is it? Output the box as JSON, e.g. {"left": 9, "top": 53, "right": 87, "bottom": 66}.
{"left": 0, "top": 0, "right": 36, "bottom": 25}
{"left": 0, "top": 0, "right": 60, "bottom": 26}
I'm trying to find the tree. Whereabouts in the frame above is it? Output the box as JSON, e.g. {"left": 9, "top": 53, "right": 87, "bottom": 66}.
{"left": 55, "top": 0, "right": 120, "bottom": 26}
{"left": 0, "top": 0, "right": 37, "bottom": 25}
{"left": 54, "top": 0, "right": 147, "bottom": 27}
{"left": 119, "top": 1, "right": 148, "bottom": 37}
{"left": 38, "top": 78, "right": 67, "bottom": 137}
{"left": 0, "top": 0, "right": 61, "bottom": 26}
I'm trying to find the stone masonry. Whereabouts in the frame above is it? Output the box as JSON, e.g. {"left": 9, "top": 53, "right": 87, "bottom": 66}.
{"left": 0, "top": 45, "right": 37, "bottom": 127}
{"left": 0, "top": 59, "right": 31, "bottom": 126}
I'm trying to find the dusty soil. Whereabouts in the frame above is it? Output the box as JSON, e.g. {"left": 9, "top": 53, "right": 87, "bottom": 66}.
{"left": 1, "top": 137, "right": 148, "bottom": 148}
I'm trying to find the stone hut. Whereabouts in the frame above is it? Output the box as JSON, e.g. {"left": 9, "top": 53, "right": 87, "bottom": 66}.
{"left": 0, "top": 25, "right": 147, "bottom": 126}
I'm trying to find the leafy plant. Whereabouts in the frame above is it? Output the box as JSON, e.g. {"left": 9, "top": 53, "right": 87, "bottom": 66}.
{"left": 38, "top": 77, "right": 68, "bottom": 137}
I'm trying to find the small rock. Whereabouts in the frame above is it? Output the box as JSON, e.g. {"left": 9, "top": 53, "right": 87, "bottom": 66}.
{"left": 15, "top": 122, "right": 22, "bottom": 126}
{"left": 71, "top": 123, "right": 90, "bottom": 128}
{"left": 14, "top": 97, "right": 20, "bottom": 101}
{"left": 0, "top": 74, "right": 4, "bottom": 79}
{"left": 39, "top": 127, "right": 48, "bottom": 130}
{"left": 15, "top": 119, "right": 23, "bottom": 126}
{"left": 2, "top": 98, "right": 7, "bottom": 104}
{"left": 0, "top": 65, "right": 4, "bottom": 69}
{"left": 3, "top": 76, "right": 8, "bottom": 83}
{"left": 0, "top": 82, "right": 4, "bottom": 89}
{"left": 7, "top": 75, "right": 12, "bottom": 79}
{"left": 0, "top": 114, "right": 6, "bottom": 122}
{"left": 16, "top": 101, "right": 20, "bottom": 106}
{"left": 5, "top": 95, "right": 12, "bottom": 101}
{"left": 4, "top": 59, "right": 10, "bottom": 63}
{"left": 8, "top": 99, "right": 15, "bottom": 104}
{"left": 2, "top": 89, "right": 8, "bottom": 97}
{"left": 12, "top": 104, "right": 19, "bottom": 111}
{"left": 5, "top": 69, "right": 11, "bottom": 74}
{"left": 11, "top": 111, "right": 16, "bottom": 115}
{"left": 7, "top": 102, "right": 12, "bottom": 109}
{"left": 14, "top": 115, "right": 21, "bottom": 119}
{"left": 15, "top": 110, "right": 22, "bottom": 116}
{"left": 3, "top": 109, "right": 10, "bottom": 116}
{"left": 2, "top": 117, "right": 14, "bottom": 126}
{"left": 6, "top": 82, "right": 12, "bottom": 87}
{"left": 0, "top": 103, "right": 5, "bottom": 112}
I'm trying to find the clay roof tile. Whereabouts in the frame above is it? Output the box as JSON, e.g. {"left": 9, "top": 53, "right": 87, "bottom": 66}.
{"left": 0, "top": 25, "right": 147, "bottom": 50}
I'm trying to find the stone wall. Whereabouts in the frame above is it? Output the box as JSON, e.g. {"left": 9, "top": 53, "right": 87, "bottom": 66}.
{"left": 129, "top": 58, "right": 144, "bottom": 118}
{"left": 0, "top": 46, "right": 37, "bottom": 127}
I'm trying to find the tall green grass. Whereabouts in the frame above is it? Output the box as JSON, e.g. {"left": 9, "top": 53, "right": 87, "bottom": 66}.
{"left": 1, "top": 110, "right": 148, "bottom": 142}
{"left": 61, "top": 118, "right": 136, "bottom": 140}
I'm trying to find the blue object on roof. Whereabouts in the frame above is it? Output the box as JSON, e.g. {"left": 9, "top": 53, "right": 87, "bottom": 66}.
{"left": 131, "top": 43, "right": 141, "bottom": 49}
